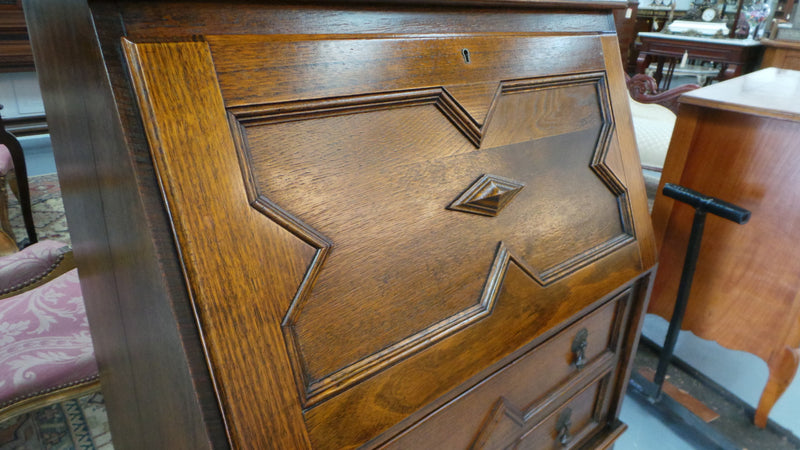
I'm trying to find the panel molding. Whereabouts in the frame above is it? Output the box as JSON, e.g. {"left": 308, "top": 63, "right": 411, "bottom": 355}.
{"left": 294, "top": 242, "right": 517, "bottom": 408}
{"left": 226, "top": 72, "right": 635, "bottom": 408}
{"left": 229, "top": 88, "right": 488, "bottom": 147}
{"left": 533, "top": 72, "right": 635, "bottom": 284}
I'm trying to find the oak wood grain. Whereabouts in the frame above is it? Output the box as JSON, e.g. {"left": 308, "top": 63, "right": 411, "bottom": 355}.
{"left": 600, "top": 35, "right": 657, "bottom": 270}
{"left": 26, "top": 1, "right": 656, "bottom": 448}
{"left": 23, "top": 1, "right": 225, "bottom": 449}
{"left": 125, "top": 37, "right": 645, "bottom": 447}
{"left": 383, "top": 292, "right": 628, "bottom": 449}
{"left": 515, "top": 376, "right": 608, "bottom": 449}
{"left": 206, "top": 34, "right": 607, "bottom": 108}
{"left": 123, "top": 39, "right": 314, "bottom": 449}
{"left": 117, "top": 2, "right": 618, "bottom": 41}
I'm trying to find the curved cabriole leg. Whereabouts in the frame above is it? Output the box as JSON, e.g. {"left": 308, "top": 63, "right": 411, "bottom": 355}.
{"left": 754, "top": 346, "right": 800, "bottom": 428}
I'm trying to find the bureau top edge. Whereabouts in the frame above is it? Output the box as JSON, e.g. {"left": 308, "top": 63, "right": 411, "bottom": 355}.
{"left": 96, "top": 0, "right": 629, "bottom": 11}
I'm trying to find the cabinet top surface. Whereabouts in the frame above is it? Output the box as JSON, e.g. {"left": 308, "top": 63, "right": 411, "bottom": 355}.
{"left": 680, "top": 67, "right": 800, "bottom": 121}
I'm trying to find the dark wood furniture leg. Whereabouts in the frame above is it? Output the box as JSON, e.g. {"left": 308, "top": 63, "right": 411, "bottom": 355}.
{"left": 636, "top": 50, "right": 654, "bottom": 76}
{"left": 654, "top": 56, "right": 666, "bottom": 87}
{"left": 0, "top": 109, "right": 38, "bottom": 245}
{"left": 717, "top": 63, "right": 740, "bottom": 82}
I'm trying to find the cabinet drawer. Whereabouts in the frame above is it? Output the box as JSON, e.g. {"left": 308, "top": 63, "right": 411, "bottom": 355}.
{"left": 516, "top": 376, "right": 611, "bottom": 450}
{"left": 382, "top": 290, "right": 630, "bottom": 449}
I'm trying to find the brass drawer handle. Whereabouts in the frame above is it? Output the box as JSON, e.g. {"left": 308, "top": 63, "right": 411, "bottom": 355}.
{"left": 556, "top": 407, "right": 573, "bottom": 446}
{"left": 571, "top": 328, "right": 589, "bottom": 370}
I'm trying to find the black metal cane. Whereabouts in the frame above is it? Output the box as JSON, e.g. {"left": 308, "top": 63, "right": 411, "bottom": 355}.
{"left": 652, "top": 183, "right": 751, "bottom": 400}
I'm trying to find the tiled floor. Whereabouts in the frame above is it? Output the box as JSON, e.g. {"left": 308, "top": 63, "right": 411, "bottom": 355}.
{"left": 17, "top": 136, "right": 800, "bottom": 449}
{"left": 618, "top": 388, "right": 700, "bottom": 450}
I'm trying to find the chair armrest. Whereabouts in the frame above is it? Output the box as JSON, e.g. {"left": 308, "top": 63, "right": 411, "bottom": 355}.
{"left": 626, "top": 73, "right": 700, "bottom": 115}
{"left": 0, "top": 240, "right": 75, "bottom": 299}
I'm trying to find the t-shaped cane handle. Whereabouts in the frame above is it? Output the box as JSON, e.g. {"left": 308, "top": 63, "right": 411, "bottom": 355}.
{"left": 662, "top": 183, "right": 750, "bottom": 224}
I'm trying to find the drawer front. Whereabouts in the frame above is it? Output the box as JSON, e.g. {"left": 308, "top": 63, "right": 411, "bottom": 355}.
{"left": 383, "top": 290, "right": 630, "bottom": 449}
{"left": 123, "top": 30, "right": 645, "bottom": 449}
{"left": 515, "top": 375, "right": 611, "bottom": 450}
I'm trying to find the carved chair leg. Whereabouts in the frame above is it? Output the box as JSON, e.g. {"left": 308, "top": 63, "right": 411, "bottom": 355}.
{"left": 754, "top": 346, "right": 800, "bottom": 428}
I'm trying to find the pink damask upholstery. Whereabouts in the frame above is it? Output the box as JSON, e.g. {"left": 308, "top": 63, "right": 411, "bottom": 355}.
{"left": 0, "top": 268, "right": 98, "bottom": 409}
{"left": 0, "top": 145, "right": 12, "bottom": 175}
{"left": 0, "top": 240, "right": 70, "bottom": 296}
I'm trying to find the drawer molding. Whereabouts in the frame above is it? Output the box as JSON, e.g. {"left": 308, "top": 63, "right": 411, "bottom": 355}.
{"left": 471, "top": 365, "right": 614, "bottom": 449}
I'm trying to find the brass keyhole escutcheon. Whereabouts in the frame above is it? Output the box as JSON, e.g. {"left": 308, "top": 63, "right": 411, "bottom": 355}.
{"left": 462, "top": 48, "right": 471, "bottom": 63}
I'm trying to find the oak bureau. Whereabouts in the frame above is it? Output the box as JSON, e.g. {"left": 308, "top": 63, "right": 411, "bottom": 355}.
{"left": 24, "top": 1, "right": 656, "bottom": 448}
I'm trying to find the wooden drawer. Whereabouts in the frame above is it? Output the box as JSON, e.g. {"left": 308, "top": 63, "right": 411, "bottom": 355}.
{"left": 516, "top": 375, "right": 612, "bottom": 450}
{"left": 382, "top": 290, "right": 631, "bottom": 449}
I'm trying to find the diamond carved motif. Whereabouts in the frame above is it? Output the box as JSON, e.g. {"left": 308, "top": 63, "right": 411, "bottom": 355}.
{"left": 448, "top": 174, "right": 526, "bottom": 217}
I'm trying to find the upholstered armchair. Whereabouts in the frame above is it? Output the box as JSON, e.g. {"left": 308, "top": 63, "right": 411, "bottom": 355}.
{"left": 0, "top": 236, "right": 99, "bottom": 421}
{"left": 626, "top": 74, "right": 700, "bottom": 200}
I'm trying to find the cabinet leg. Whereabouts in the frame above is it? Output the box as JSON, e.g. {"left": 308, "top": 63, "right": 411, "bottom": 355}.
{"left": 755, "top": 346, "right": 800, "bottom": 428}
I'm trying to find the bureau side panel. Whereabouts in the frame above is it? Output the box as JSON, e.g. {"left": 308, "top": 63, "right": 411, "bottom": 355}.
{"left": 23, "top": 0, "right": 223, "bottom": 448}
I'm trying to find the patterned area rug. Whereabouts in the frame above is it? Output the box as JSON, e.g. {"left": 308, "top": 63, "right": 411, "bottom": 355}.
{"left": 3, "top": 173, "right": 113, "bottom": 449}
{"left": 0, "top": 392, "right": 112, "bottom": 450}
{"left": 8, "top": 173, "right": 71, "bottom": 247}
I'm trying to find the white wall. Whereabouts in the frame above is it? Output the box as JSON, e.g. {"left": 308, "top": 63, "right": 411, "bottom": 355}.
{"left": 0, "top": 72, "right": 45, "bottom": 118}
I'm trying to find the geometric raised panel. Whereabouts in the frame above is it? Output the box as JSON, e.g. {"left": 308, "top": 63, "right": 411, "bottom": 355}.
{"left": 111, "top": 26, "right": 652, "bottom": 450}
{"left": 227, "top": 71, "right": 635, "bottom": 409}
{"left": 448, "top": 174, "right": 526, "bottom": 217}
